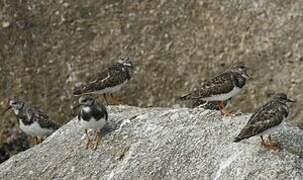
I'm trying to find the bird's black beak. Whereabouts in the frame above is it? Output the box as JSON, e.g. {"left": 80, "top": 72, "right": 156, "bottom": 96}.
{"left": 2, "top": 106, "right": 12, "bottom": 115}
{"left": 242, "top": 71, "right": 250, "bottom": 79}
{"left": 246, "top": 67, "right": 254, "bottom": 79}
{"left": 287, "top": 98, "right": 296, "bottom": 103}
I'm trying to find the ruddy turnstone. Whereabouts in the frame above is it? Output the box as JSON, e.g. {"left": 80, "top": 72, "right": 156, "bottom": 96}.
{"left": 234, "top": 93, "right": 295, "bottom": 149}
{"left": 73, "top": 56, "right": 134, "bottom": 104}
{"left": 78, "top": 95, "right": 108, "bottom": 150}
{"left": 179, "top": 65, "right": 249, "bottom": 115}
{"left": 3, "top": 98, "right": 60, "bottom": 144}
{"left": 191, "top": 98, "right": 231, "bottom": 110}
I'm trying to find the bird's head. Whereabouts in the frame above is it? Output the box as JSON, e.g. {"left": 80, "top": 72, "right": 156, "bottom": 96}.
{"left": 273, "top": 93, "right": 296, "bottom": 104}
{"left": 231, "top": 65, "right": 250, "bottom": 79}
{"left": 118, "top": 56, "right": 134, "bottom": 70}
{"left": 3, "top": 98, "right": 25, "bottom": 115}
{"left": 79, "top": 95, "right": 95, "bottom": 106}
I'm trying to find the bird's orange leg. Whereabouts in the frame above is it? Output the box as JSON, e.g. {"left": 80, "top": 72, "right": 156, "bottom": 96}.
{"left": 218, "top": 101, "right": 232, "bottom": 117}
{"left": 92, "top": 131, "right": 101, "bottom": 150}
{"left": 261, "top": 135, "right": 280, "bottom": 150}
{"left": 37, "top": 137, "right": 43, "bottom": 144}
{"left": 34, "top": 137, "right": 38, "bottom": 145}
{"left": 103, "top": 94, "right": 109, "bottom": 105}
{"left": 260, "top": 136, "right": 266, "bottom": 146}
{"left": 109, "top": 93, "right": 122, "bottom": 105}
{"left": 85, "top": 129, "right": 91, "bottom": 149}
{"left": 266, "top": 135, "right": 280, "bottom": 150}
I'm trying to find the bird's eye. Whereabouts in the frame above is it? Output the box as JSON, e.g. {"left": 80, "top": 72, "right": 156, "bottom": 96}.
{"left": 84, "top": 98, "right": 92, "bottom": 103}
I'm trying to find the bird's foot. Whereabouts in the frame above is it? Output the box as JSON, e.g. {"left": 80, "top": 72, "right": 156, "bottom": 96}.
{"left": 34, "top": 137, "right": 43, "bottom": 145}
{"left": 91, "top": 133, "right": 101, "bottom": 150}
{"left": 218, "top": 101, "right": 233, "bottom": 117}
{"left": 109, "top": 96, "right": 122, "bottom": 105}
{"left": 261, "top": 139, "right": 281, "bottom": 150}
{"left": 34, "top": 137, "right": 38, "bottom": 145}
{"left": 85, "top": 139, "right": 91, "bottom": 149}
{"left": 102, "top": 95, "right": 109, "bottom": 105}
{"left": 85, "top": 129, "right": 91, "bottom": 149}
{"left": 221, "top": 110, "right": 233, "bottom": 117}
{"left": 92, "top": 141, "right": 98, "bottom": 150}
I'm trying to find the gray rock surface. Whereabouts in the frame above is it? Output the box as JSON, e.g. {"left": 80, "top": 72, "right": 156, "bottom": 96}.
{"left": 0, "top": 106, "right": 302, "bottom": 179}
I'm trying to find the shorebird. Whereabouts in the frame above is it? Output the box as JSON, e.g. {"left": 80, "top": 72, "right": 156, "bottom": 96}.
{"left": 179, "top": 65, "right": 249, "bottom": 116}
{"left": 3, "top": 98, "right": 60, "bottom": 144}
{"left": 191, "top": 98, "right": 231, "bottom": 110}
{"left": 77, "top": 95, "right": 108, "bottom": 150}
{"left": 73, "top": 56, "right": 134, "bottom": 104}
{"left": 234, "top": 93, "right": 295, "bottom": 150}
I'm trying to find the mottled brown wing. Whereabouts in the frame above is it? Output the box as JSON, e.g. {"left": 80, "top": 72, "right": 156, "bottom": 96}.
{"left": 93, "top": 66, "right": 129, "bottom": 90}
{"left": 181, "top": 72, "right": 234, "bottom": 100}
{"left": 30, "top": 107, "right": 48, "bottom": 119}
{"left": 37, "top": 118, "right": 60, "bottom": 130}
{"left": 236, "top": 102, "right": 284, "bottom": 139}
{"left": 73, "top": 65, "right": 128, "bottom": 95}
{"left": 191, "top": 98, "right": 231, "bottom": 110}
{"left": 28, "top": 107, "right": 60, "bottom": 130}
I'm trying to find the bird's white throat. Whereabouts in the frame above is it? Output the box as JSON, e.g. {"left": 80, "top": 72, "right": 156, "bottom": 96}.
{"left": 82, "top": 106, "right": 91, "bottom": 113}
{"left": 13, "top": 109, "right": 20, "bottom": 115}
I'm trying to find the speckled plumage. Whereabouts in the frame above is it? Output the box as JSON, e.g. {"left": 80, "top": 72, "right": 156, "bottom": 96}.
{"left": 73, "top": 56, "right": 134, "bottom": 96}
{"left": 5, "top": 98, "right": 59, "bottom": 139}
{"left": 77, "top": 95, "right": 108, "bottom": 150}
{"left": 234, "top": 93, "right": 294, "bottom": 142}
{"left": 191, "top": 98, "right": 231, "bottom": 110}
{"left": 180, "top": 66, "right": 249, "bottom": 101}
{"left": 26, "top": 107, "right": 60, "bottom": 131}
{"left": 78, "top": 97, "right": 108, "bottom": 126}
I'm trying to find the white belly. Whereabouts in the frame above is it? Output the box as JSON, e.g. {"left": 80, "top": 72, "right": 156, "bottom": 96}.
{"left": 19, "top": 120, "right": 53, "bottom": 137}
{"left": 80, "top": 117, "right": 106, "bottom": 131}
{"left": 258, "top": 124, "right": 281, "bottom": 136}
{"left": 202, "top": 87, "right": 241, "bottom": 101}
{"left": 94, "top": 81, "right": 127, "bottom": 94}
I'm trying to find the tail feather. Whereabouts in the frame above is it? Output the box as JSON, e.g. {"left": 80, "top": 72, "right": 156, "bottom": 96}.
{"left": 233, "top": 126, "right": 256, "bottom": 143}
{"left": 73, "top": 86, "right": 85, "bottom": 96}
{"left": 73, "top": 85, "right": 87, "bottom": 96}
{"left": 178, "top": 93, "right": 191, "bottom": 101}
{"left": 52, "top": 122, "right": 61, "bottom": 130}
{"left": 73, "top": 89, "right": 82, "bottom": 96}
{"left": 233, "top": 136, "right": 243, "bottom": 143}
{"left": 233, "top": 132, "right": 251, "bottom": 142}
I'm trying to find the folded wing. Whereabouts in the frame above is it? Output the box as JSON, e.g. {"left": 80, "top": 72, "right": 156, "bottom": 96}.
{"left": 179, "top": 72, "right": 234, "bottom": 100}
{"left": 73, "top": 65, "right": 127, "bottom": 95}
{"left": 236, "top": 102, "right": 284, "bottom": 140}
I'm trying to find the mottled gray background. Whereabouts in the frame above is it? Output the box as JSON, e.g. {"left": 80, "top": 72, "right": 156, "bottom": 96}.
{"left": 0, "top": 0, "right": 302, "bottom": 147}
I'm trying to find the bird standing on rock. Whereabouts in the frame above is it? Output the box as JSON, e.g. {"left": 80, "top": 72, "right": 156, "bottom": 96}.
{"left": 179, "top": 65, "right": 249, "bottom": 116}
{"left": 191, "top": 98, "right": 232, "bottom": 110}
{"left": 73, "top": 56, "right": 134, "bottom": 105}
{"left": 3, "top": 98, "right": 60, "bottom": 144}
{"left": 77, "top": 95, "right": 108, "bottom": 150}
{"left": 234, "top": 93, "right": 295, "bottom": 150}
